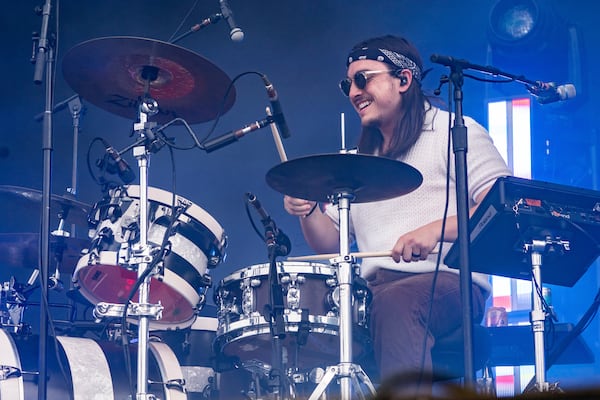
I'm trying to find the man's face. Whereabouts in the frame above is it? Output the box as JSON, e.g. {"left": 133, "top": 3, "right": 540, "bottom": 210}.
{"left": 345, "top": 59, "right": 403, "bottom": 132}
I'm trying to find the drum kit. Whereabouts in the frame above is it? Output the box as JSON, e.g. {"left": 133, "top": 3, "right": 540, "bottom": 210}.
{"left": 0, "top": 35, "right": 424, "bottom": 400}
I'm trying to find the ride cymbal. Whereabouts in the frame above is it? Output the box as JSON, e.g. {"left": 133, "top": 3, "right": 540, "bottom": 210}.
{"left": 0, "top": 185, "right": 90, "bottom": 228}
{"left": 62, "top": 36, "right": 236, "bottom": 124}
{"left": 266, "top": 153, "right": 423, "bottom": 203}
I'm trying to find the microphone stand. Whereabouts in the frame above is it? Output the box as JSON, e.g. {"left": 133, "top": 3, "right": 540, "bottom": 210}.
{"left": 264, "top": 227, "right": 292, "bottom": 400}
{"left": 430, "top": 54, "right": 570, "bottom": 386}
{"left": 447, "top": 64, "right": 477, "bottom": 385}
{"left": 32, "top": 1, "right": 54, "bottom": 399}
{"left": 267, "top": 237, "right": 286, "bottom": 399}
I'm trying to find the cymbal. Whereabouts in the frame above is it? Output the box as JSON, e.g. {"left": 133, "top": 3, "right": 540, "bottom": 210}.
{"left": 266, "top": 153, "right": 423, "bottom": 203}
{"left": 0, "top": 185, "right": 90, "bottom": 227}
{"left": 0, "top": 233, "right": 89, "bottom": 274}
{"left": 62, "top": 36, "right": 236, "bottom": 124}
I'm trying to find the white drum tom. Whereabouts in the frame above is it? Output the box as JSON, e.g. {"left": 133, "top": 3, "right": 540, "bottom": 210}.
{"left": 73, "top": 185, "right": 227, "bottom": 329}
{"left": 214, "top": 262, "right": 371, "bottom": 370}
{"left": 0, "top": 329, "right": 186, "bottom": 400}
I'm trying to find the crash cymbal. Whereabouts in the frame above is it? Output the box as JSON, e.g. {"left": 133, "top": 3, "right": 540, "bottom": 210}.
{"left": 62, "top": 36, "right": 236, "bottom": 124}
{"left": 0, "top": 185, "right": 90, "bottom": 228}
{"left": 0, "top": 233, "right": 89, "bottom": 274}
{"left": 266, "top": 153, "right": 423, "bottom": 203}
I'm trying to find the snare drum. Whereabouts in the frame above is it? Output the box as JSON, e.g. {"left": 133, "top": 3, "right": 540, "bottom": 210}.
{"left": 0, "top": 329, "right": 186, "bottom": 400}
{"left": 214, "top": 262, "right": 371, "bottom": 370}
{"left": 73, "top": 185, "right": 227, "bottom": 330}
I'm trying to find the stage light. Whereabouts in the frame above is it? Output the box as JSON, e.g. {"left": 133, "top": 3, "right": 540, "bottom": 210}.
{"left": 488, "top": 0, "right": 566, "bottom": 58}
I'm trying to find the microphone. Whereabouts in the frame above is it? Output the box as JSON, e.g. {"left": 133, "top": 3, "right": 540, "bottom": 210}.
{"left": 527, "top": 82, "right": 576, "bottom": 104}
{"left": 246, "top": 192, "right": 291, "bottom": 255}
{"left": 219, "top": 0, "right": 244, "bottom": 42}
{"left": 103, "top": 142, "right": 136, "bottom": 184}
{"left": 246, "top": 192, "right": 277, "bottom": 236}
{"left": 203, "top": 118, "right": 270, "bottom": 153}
{"left": 261, "top": 74, "right": 291, "bottom": 138}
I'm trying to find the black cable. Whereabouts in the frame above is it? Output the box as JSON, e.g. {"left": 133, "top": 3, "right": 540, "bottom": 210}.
{"left": 119, "top": 146, "right": 179, "bottom": 398}
{"left": 244, "top": 195, "right": 267, "bottom": 242}
{"left": 523, "top": 287, "right": 600, "bottom": 392}
{"left": 416, "top": 86, "right": 454, "bottom": 390}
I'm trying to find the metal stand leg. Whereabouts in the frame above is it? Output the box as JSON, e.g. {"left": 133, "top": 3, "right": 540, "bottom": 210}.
{"left": 308, "top": 192, "right": 376, "bottom": 400}
{"left": 525, "top": 238, "right": 569, "bottom": 393}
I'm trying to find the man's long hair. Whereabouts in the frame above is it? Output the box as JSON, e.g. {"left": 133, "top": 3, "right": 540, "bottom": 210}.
{"left": 353, "top": 35, "right": 430, "bottom": 159}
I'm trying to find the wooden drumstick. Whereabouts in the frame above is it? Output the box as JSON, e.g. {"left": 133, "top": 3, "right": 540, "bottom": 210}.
{"left": 287, "top": 248, "right": 440, "bottom": 262}
{"left": 287, "top": 250, "right": 393, "bottom": 262}
{"left": 266, "top": 106, "right": 288, "bottom": 162}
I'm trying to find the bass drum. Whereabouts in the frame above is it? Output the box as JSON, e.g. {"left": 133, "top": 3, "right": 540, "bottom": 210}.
{"left": 73, "top": 185, "right": 227, "bottom": 330}
{"left": 150, "top": 304, "right": 220, "bottom": 399}
{"left": 214, "top": 262, "right": 372, "bottom": 370}
{"left": 0, "top": 329, "right": 186, "bottom": 400}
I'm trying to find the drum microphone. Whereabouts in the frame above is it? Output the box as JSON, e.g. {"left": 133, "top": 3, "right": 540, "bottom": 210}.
{"left": 246, "top": 192, "right": 291, "bottom": 256}
{"left": 219, "top": 0, "right": 244, "bottom": 42}
{"left": 101, "top": 141, "right": 136, "bottom": 184}
{"left": 261, "top": 74, "right": 291, "bottom": 138}
{"left": 526, "top": 82, "right": 576, "bottom": 104}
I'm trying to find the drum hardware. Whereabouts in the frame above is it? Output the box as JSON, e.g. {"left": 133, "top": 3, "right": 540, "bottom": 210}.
{"left": 445, "top": 175, "right": 600, "bottom": 393}
{"left": 1, "top": 273, "right": 36, "bottom": 334}
{"left": 266, "top": 152, "right": 422, "bottom": 400}
{"left": 93, "top": 301, "right": 164, "bottom": 322}
{"left": 0, "top": 365, "right": 23, "bottom": 381}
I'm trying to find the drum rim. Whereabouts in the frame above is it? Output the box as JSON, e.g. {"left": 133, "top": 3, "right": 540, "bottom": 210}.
{"left": 219, "top": 261, "right": 334, "bottom": 284}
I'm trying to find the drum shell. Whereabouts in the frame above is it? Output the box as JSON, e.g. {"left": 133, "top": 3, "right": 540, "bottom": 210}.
{"left": 0, "top": 329, "right": 186, "bottom": 400}
{"left": 214, "top": 262, "right": 371, "bottom": 370}
{"left": 73, "top": 185, "right": 226, "bottom": 330}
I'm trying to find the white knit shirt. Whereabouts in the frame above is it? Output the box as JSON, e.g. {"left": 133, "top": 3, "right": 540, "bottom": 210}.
{"left": 324, "top": 105, "right": 511, "bottom": 292}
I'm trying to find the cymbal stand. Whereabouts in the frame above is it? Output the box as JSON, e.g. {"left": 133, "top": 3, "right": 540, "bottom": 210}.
{"left": 524, "top": 238, "right": 569, "bottom": 393}
{"left": 130, "top": 95, "right": 163, "bottom": 399}
{"left": 92, "top": 94, "right": 164, "bottom": 399}
{"left": 309, "top": 190, "right": 376, "bottom": 400}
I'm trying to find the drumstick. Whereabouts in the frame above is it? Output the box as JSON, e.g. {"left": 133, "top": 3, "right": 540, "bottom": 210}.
{"left": 287, "top": 250, "right": 393, "bottom": 262}
{"left": 287, "top": 248, "right": 440, "bottom": 262}
{"left": 266, "top": 106, "right": 288, "bottom": 162}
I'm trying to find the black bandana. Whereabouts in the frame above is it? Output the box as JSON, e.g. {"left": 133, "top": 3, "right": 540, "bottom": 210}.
{"left": 347, "top": 47, "right": 422, "bottom": 82}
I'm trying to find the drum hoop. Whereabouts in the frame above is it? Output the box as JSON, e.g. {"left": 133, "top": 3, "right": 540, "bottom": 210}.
{"left": 148, "top": 341, "right": 187, "bottom": 400}
{"left": 191, "top": 316, "right": 218, "bottom": 331}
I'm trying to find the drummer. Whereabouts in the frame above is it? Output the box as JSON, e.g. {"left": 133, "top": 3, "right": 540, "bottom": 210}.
{"left": 283, "top": 35, "right": 511, "bottom": 389}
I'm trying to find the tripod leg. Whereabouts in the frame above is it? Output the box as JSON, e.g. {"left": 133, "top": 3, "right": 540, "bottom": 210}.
{"left": 353, "top": 365, "right": 377, "bottom": 397}
{"left": 309, "top": 366, "right": 339, "bottom": 400}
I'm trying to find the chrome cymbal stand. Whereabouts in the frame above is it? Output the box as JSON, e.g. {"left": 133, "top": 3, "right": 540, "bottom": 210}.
{"left": 131, "top": 96, "right": 162, "bottom": 399}
{"left": 92, "top": 94, "right": 164, "bottom": 399}
{"left": 309, "top": 190, "right": 376, "bottom": 400}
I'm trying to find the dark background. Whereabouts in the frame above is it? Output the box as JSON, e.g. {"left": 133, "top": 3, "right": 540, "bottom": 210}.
{"left": 1, "top": 0, "right": 599, "bottom": 391}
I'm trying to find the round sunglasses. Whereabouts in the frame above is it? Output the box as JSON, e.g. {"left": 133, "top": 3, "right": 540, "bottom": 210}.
{"left": 339, "top": 69, "right": 397, "bottom": 97}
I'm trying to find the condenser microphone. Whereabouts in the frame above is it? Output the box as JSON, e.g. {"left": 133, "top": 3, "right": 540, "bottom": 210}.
{"left": 104, "top": 142, "right": 136, "bottom": 184}
{"left": 219, "top": 0, "right": 244, "bottom": 42}
{"left": 261, "top": 74, "right": 291, "bottom": 138}
{"left": 527, "top": 82, "right": 576, "bottom": 104}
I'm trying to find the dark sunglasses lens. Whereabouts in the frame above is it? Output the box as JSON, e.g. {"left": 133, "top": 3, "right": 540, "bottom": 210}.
{"left": 340, "top": 78, "right": 351, "bottom": 96}
{"left": 354, "top": 72, "right": 368, "bottom": 90}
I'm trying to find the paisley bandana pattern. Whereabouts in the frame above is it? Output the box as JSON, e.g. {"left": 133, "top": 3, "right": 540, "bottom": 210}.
{"left": 347, "top": 47, "right": 422, "bottom": 82}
